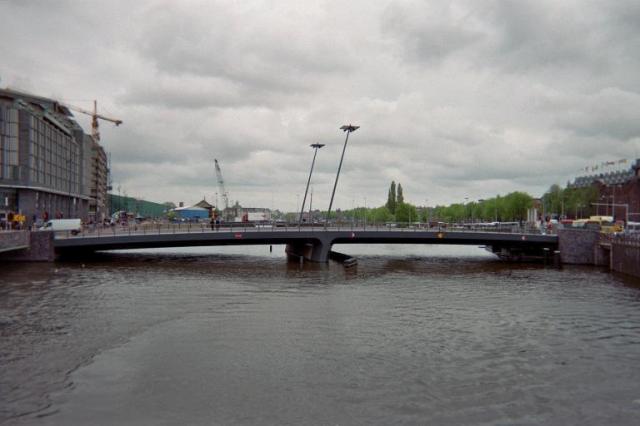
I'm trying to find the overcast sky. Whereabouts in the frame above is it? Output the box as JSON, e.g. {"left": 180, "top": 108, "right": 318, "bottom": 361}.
{"left": 1, "top": 0, "right": 639, "bottom": 211}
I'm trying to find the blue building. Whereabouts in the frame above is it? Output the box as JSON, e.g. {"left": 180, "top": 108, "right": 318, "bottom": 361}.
{"left": 172, "top": 200, "right": 213, "bottom": 221}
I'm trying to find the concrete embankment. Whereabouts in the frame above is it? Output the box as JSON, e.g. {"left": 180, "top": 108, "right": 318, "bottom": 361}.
{"left": 558, "top": 229, "right": 640, "bottom": 279}
{"left": 558, "top": 229, "right": 600, "bottom": 265}
{"left": 611, "top": 237, "right": 640, "bottom": 279}
{"left": 0, "top": 231, "right": 54, "bottom": 262}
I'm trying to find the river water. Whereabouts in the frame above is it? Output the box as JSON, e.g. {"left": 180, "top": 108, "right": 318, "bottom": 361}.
{"left": 1, "top": 244, "right": 640, "bottom": 425}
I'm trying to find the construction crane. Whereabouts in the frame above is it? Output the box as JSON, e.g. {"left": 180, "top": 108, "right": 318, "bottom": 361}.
{"left": 214, "top": 159, "right": 230, "bottom": 214}
{"left": 63, "top": 100, "right": 122, "bottom": 142}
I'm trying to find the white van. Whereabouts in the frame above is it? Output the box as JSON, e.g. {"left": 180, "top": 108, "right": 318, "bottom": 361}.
{"left": 625, "top": 222, "right": 640, "bottom": 234}
{"left": 39, "top": 219, "right": 82, "bottom": 235}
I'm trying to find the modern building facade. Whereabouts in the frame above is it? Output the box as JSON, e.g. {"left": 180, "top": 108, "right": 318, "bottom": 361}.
{"left": 0, "top": 88, "right": 108, "bottom": 228}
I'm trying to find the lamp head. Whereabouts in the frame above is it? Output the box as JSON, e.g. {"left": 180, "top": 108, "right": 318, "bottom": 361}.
{"left": 340, "top": 124, "right": 359, "bottom": 132}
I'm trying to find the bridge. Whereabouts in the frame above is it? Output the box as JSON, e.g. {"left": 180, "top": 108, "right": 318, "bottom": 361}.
{"left": 53, "top": 223, "right": 558, "bottom": 263}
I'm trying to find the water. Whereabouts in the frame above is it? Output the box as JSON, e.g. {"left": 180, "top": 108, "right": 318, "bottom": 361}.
{"left": 2, "top": 245, "right": 640, "bottom": 425}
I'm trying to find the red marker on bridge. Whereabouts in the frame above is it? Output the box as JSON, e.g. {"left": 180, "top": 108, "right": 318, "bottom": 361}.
{"left": 234, "top": 233, "right": 243, "bottom": 239}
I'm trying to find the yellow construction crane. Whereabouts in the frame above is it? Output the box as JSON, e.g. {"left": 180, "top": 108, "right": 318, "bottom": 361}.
{"left": 63, "top": 100, "right": 122, "bottom": 142}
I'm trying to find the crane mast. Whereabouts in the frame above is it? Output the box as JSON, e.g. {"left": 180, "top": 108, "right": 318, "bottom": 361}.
{"left": 214, "top": 159, "right": 230, "bottom": 213}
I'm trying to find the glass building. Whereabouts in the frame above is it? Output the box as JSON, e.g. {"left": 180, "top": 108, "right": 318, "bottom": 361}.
{"left": 0, "top": 88, "right": 108, "bottom": 228}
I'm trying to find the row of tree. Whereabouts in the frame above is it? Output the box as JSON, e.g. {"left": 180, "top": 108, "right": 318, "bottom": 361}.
{"left": 541, "top": 184, "right": 599, "bottom": 219}
{"left": 327, "top": 183, "right": 536, "bottom": 224}
{"left": 240, "top": 180, "right": 601, "bottom": 224}
{"left": 429, "top": 192, "right": 533, "bottom": 223}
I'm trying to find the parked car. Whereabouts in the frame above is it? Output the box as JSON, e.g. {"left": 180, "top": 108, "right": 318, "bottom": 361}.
{"left": 39, "top": 219, "right": 82, "bottom": 235}
{"left": 625, "top": 222, "right": 640, "bottom": 234}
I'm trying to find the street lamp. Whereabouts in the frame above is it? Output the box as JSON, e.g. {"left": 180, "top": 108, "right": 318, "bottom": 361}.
{"left": 299, "top": 143, "right": 325, "bottom": 225}
{"left": 326, "top": 124, "right": 359, "bottom": 225}
{"left": 464, "top": 197, "right": 469, "bottom": 223}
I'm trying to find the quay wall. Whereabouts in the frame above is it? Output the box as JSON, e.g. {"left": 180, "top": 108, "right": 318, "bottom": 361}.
{"left": 0, "top": 231, "right": 30, "bottom": 254}
{"left": 611, "top": 236, "right": 640, "bottom": 279}
{"left": 0, "top": 231, "right": 54, "bottom": 262}
{"left": 558, "top": 229, "right": 599, "bottom": 265}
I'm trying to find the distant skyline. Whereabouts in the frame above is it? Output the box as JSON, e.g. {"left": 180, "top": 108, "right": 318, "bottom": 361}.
{"left": 1, "top": 0, "right": 639, "bottom": 211}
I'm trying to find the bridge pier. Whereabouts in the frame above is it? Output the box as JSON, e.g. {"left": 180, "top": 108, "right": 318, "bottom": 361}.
{"left": 0, "top": 231, "right": 54, "bottom": 262}
{"left": 285, "top": 239, "right": 330, "bottom": 263}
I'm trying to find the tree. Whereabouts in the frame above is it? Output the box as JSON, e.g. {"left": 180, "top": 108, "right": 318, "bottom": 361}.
{"left": 564, "top": 186, "right": 598, "bottom": 218}
{"left": 543, "top": 184, "right": 564, "bottom": 217}
{"left": 501, "top": 191, "right": 533, "bottom": 221}
{"left": 386, "top": 181, "right": 397, "bottom": 214}
{"left": 397, "top": 183, "right": 404, "bottom": 204}
{"left": 395, "top": 202, "right": 418, "bottom": 223}
{"left": 368, "top": 206, "right": 394, "bottom": 224}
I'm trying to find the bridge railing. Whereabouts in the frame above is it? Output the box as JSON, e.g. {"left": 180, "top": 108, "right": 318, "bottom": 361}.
{"left": 57, "top": 221, "right": 546, "bottom": 239}
{"left": 609, "top": 232, "right": 640, "bottom": 247}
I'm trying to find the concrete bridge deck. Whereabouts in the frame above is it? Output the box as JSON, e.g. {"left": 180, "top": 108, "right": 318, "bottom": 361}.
{"left": 53, "top": 224, "right": 558, "bottom": 262}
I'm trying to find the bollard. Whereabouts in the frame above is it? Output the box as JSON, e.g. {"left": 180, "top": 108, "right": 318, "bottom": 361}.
{"left": 543, "top": 247, "right": 550, "bottom": 266}
{"left": 270, "top": 245, "right": 273, "bottom": 253}
{"left": 553, "top": 250, "right": 562, "bottom": 269}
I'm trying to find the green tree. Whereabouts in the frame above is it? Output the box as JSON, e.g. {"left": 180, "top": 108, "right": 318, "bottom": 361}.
{"left": 564, "top": 186, "right": 598, "bottom": 218}
{"left": 542, "top": 184, "right": 564, "bottom": 217}
{"left": 386, "top": 181, "right": 397, "bottom": 214}
{"left": 397, "top": 183, "right": 404, "bottom": 204}
{"left": 501, "top": 191, "right": 533, "bottom": 221}
{"left": 368, "top": 206, "right": 394, "bottom": 224}
{"left": 395, "top": 202, "right": 418, "bottom": 223}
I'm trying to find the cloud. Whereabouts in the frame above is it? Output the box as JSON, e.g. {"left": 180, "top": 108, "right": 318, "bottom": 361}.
{"left": 2, "top": 0, "right": 640, "bottom": 210}
{"left": 381, "top": 1, "right": 485, "bottom": 64}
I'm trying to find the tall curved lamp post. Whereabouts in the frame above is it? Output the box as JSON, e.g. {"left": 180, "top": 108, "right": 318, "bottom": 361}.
{"left": 326, "top": 124, "right": 359, "bottom": 226}
{"left": 299, "top": 143, "right": 325, "bottom": 225}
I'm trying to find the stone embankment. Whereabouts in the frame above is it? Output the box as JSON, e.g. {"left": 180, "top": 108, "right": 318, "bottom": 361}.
{"left": 558, "top": 228, "right": 640, "bottom": 279}
{"left": 558, "top": 229, "right": 600, "bottom": 265}
{"left": 0, "top": 231, "right": 54, "bottom": 262}
{"left": 611, "top": 234, "right": 640, "bottom": 279}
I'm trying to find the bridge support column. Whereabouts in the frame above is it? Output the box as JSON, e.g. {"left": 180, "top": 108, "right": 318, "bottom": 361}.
{"left": 0, "top": 231, "right": 54, "bottom": 262}
{"left": 285, "top": 240, "right": 330, "bottom": 263}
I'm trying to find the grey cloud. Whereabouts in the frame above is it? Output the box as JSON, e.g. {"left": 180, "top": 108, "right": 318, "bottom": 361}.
{"left": 118, "top": 76, "right": 248, "bottom": 109}
{"left": 381, "top": 1, "right": 484, "bottom": 63}
{"left": 133, "top": 2, "right": 355, "bottom": 99}
{"left": 3, "top": 0, "right": 640, "bottom": 209}
{"left": 487, "top": 1, "right": 596, "bottom": 70}
{"left": 555, "top": 88, "right": 640, "bottom": 141}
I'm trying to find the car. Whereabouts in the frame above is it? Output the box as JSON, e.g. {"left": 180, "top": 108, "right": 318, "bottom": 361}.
{"left": 39, "top": 219, "right": 82, "bottom": 235}
{"left": 625, "top": 222, "right": 640, "bottom": 234}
